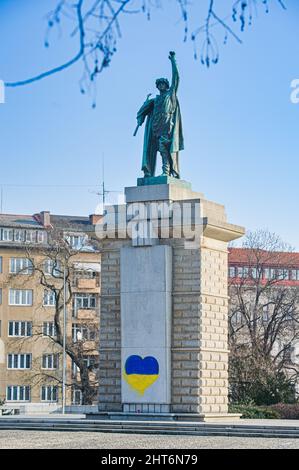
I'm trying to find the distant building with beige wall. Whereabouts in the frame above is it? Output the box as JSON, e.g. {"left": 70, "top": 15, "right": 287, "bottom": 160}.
{"left": 0, "top": 211, "right": 101, "bottom": 410}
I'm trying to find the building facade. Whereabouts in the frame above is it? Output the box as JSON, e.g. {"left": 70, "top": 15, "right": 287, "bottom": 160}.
{"left": 0, "top": 211, "right": 101, "bottom": 409}
{"left": 228, "top": 247, "right": 299, "bottom": 391}
{"left": 228, "top": 248, "right": 299, "bottom": 287}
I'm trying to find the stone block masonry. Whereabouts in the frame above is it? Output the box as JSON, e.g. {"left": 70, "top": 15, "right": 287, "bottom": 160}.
{"left": 99, "top": 243, "right": 123, "bottom": 411}
{"left": 98, "top": 183, "right": 244, "bottom": 418}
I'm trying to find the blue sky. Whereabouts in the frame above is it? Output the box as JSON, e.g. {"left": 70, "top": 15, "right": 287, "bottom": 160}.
{"left": 0, "top": 0, "right": 299, "bottom": 248}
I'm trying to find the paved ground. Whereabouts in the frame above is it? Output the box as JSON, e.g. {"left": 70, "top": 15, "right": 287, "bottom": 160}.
{"left": 0, "top": 430, "right": 299, "bottom": 449}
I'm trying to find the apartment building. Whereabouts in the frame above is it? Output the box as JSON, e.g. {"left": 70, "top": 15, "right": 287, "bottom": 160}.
{"left": 228, "top": 248, "right": 299, "bottom": 286}
{"left": 228, "top": 247, "right": 299, "bottom": 387}
{"left": 0, "top": 211, "right": 101, "bottom": 408}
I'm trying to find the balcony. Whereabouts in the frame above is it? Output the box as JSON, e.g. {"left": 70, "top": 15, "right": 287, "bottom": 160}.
{"left": 72, "top": 371, "right": 98, "bottom": 383}
{"left": 77, "top": 278, "right": 98, "bottom": 289}
{"left": 82, "top": 341, "right": 98, "bottom": 353}
{"left": 76, "top": 309, "right": 98, "bottom": 320}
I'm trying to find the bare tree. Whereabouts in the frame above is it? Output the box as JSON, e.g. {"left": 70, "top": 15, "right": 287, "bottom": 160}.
{"left": 11, "top": 226, "right": 101, "bottom": 405}
{"left": 229, "top": 230, "right": 299, "bottom": 404}
{"left": 4, "top": 0, "right": 286, "bottom": 103}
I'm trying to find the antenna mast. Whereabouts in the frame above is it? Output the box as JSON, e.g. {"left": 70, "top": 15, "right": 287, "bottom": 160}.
{"left": 89, "top": 155, "right": 122, "bottom": 211}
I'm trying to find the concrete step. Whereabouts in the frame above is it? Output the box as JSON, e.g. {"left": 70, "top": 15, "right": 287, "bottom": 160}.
{"left": 0, "top": 418, "right": 299, "bottom": 438}
{"left": 1, "top": 420, "right": 299, "bottom": 433}
{"left": 0, "top": 425, "right": 298, "bottom": 439}
{"left": 1, "top": 417, "right": 299, "bottom": 427}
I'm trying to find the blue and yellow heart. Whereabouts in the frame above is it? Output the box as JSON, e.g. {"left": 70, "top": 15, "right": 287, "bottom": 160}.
{"left": 123, "top": 355, "right": 159, "bottom": 396}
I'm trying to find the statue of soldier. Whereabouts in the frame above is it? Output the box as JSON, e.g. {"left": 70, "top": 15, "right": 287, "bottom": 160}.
{"left": 135, "top": 51, "right": 184, "bottom": 179}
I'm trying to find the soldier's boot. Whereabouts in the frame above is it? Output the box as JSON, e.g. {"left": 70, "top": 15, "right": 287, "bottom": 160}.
{"left": 161, "top": 153, "right": 171, "bottom": 176}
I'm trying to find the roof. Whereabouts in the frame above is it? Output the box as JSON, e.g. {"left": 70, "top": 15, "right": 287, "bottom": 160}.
{"left": 0, "top": 213, "right": 94, "bottom": 232}
{"left": 50, "top": 215, "right": 93, "bottom": 232}
{"left": 0, "top": 214, "right": 41, "bottom": 228}
{"left": 229, "top": 248, "right": 299, "bottom": 268}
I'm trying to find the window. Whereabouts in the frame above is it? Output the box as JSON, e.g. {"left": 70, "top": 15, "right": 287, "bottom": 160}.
{"left": 264, "top": 268, "right": 277, "bottom": 280}
{"left": 229, "top": 267, "right": 235, "bottom": 278}
{"left": 1, "top": 228, "right": 13, "bottom": 241}
{"left": 232, "top": 312, "right": 243, "bottom": 325}
{"left": 72, "top": 387, "right": 82, "bottom": 405}
{"left": 6, "top": 385, "right": 30, "bottom": 401}
{"left": 73, "top": 269, "right": 100, "bottom": 286}
{"left": 65, "top": 233, "right": 87, "bottom": 250}
{"left": 251, "top": 268, "right": 258, "bottom": 279}
{"left": 7, "top": 354, "right": 31, "bottom": 369}
{"left": 283, "top": 269, "right": 289, "bottom": 280}
{"left": 14, "top": 229, "right": 25, "bottom": 242}
{"left": 283, "top": 345, "right": 295, "bottom": 363}
{"left": 270, "top": 269, "right": 277, "bottom": 279}
{"left": 37, "top": 231, "right": 46, "bottom": 244}
{"left": 43, "top": 290, "right": 56, "bottom": 307}
{"left": 42, "top": 354, "right": 59, "bottom": 369}
{"left": 25, "top": 230, "right": 37, "bottom": 243}
{"left": 262, "top": 305, "right": 270, "bottom": 322}
{"left": 10, "top": 258, "right": 33, "bottom": 274}
{"left": 73, "top": 293, "right": 97, "bottom": 312}
{"left": 44, "top": 259, "right": 61, "bottom": 276}
{"left": 72, "top": 357, "right": 98, "bottom": 377}
{"left": 73, "top": 294, "right": 97, "bottom": 317}
{"left": 277, "top": 269, "right": 284, "bottom": 280}
{"left": 72, "top": 263, "right": 100, "bottom": 286}
{"left": 43, "top": 322, "right": 57, "bottom": 337}
{"left": 8, "top": 321, "right": 32, "bottom": 337}
{"left": 9, "top": 289, "right": 33, "bottom": 306}
{"left": 83, "top": 356, "right": 98, "bottom": 370}
{"left": 0, "top": 228, "right": 45, "bottom": 244}
{"left": 264, "top": 268, "right": 270, "bottom": 279}
{"left": 72, "top": 360, "right": 79, "bottom": 378}
{"left": 41, "top": 385, "right": 58, "bottom": 402}
{"left": 72, "top": 324, "right": 96, "bottom": 342}
{"left": 237, "top": 267, "right": 249, "bottom": 278}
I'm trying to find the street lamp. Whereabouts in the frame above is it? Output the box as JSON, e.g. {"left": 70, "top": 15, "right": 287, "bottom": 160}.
{"left": 62, "top": 264, "right": 67, "bottom": 414}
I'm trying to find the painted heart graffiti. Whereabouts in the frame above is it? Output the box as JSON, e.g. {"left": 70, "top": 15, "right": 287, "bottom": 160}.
{"left": 123, "top": 355, "right": 159, "bottom": 395}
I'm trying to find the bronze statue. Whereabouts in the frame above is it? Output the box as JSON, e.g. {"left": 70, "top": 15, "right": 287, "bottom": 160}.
{"left": 134, "top": 51, "right": 184, "bottom": 179}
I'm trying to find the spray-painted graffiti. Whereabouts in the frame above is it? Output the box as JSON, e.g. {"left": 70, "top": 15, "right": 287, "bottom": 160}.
{"left": 123, "top": 355, "right": 159, "bottom": 396}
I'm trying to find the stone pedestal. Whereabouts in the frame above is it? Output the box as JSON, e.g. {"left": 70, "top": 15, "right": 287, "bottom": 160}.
{"left": 98, "top": 179, "right": 244, "bottom": 420}
{"left": 121, "top": 245, "right": 172, "bottom": 412}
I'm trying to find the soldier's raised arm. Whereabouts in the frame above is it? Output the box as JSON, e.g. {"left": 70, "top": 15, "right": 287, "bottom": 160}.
{"left": 169, "top": 51, "right": 179, "bottom": 94}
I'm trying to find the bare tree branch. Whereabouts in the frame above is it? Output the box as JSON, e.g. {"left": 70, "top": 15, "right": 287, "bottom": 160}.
{"left": 229, "top": 229, "right": 299, "bottom": 403}
{"left": 3, "top": 0, "right": 287, "bottom": 102}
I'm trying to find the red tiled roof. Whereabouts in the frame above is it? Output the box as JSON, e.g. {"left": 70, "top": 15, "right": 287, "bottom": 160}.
{"left": 229, "top": 248, "right": 299, "bottom": 268}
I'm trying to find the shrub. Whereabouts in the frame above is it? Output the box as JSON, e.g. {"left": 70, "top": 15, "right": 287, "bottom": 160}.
{"left": 269, "top": 403, "right": 299, "bottom": 420}
{"left": 229, "top": 355, "right": 297, "bottom": 406}
{"left": 229, "top": 404, "right": 280, "bottom": 419}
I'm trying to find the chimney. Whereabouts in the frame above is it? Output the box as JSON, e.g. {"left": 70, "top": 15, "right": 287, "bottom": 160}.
{"left": 40, "top": 211, "right": 51, "bottom": 227}
{"left": 89, "top": 214, "right": 103, "bottom": 225}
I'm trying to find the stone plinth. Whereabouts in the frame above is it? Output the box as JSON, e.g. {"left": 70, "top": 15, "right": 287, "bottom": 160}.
{"left": 126, "top": 180, "right": 203, "bottom": 203}
{"left": 121, "top": 245, "right": 172, "bottom": 412}
{"left": 98, "top": 179, "right": 244, "bottom": 420}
